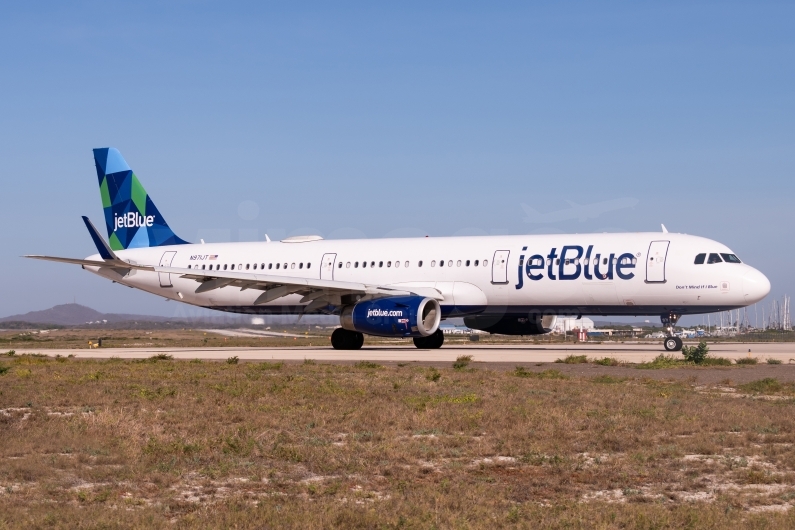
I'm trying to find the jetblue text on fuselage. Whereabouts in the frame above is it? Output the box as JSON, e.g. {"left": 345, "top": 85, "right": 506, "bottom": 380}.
{"left": 515, "top": 245, "right": 637, "bottom": 289}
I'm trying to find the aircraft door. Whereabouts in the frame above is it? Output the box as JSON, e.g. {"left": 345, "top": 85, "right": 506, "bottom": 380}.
{"left": 158, "top": 251, "right": 177, "bottom": 287}
{"left": 320, "top": 253, "right": 337, "bottom": 280}
{"left": 646, "top": 241, "right": 670, "bottom": 283}
{"left": 491, "top": 250, "right": 510, "bottom": 284}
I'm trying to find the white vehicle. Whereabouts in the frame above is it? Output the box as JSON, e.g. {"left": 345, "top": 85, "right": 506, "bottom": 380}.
{"left": 27, "top": 148, "right": 771, "bottom": 352}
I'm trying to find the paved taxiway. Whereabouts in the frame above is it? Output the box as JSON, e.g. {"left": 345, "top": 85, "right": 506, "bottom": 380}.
{"left": 20, "top": 342, "right": 795, "bottom": 363}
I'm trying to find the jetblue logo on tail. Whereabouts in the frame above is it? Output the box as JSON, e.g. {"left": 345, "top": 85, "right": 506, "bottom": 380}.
{"left": 114, "top": 212, "right": 155, "bottom": 231}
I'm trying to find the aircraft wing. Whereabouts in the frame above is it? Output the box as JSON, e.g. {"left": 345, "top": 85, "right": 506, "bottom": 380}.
{"left": 24, "top": 255, "right": 154, "bottom": 271}
{"left": 155, "top": 266, "right": 444, "bottom": 310}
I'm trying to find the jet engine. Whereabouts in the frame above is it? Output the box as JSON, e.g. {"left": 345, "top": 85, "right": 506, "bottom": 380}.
{"left": 341, "top": 296, "right": 441, "bottom": 337}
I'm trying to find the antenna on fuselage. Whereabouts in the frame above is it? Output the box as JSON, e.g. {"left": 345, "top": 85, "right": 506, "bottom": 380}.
{"left": 265, "top": 234, "right": 271, "bottom": 242}
{"left": 661, "top": 224, "right": 668, "bottom": 233}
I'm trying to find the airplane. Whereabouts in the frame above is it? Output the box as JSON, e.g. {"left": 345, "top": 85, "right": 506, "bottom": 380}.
{"left": 521, "top": 198, "right": 639, "bottom": 223}
{"left": 26, "top": 148, "right": 771, "bottom": 352}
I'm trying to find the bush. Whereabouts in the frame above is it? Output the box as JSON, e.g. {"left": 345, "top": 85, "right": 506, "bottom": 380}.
{"left": 514, "top": 367, "right": 568, "bottom": 379}
{"left": 735, "top": 357, "right": 758, "bottom": 365}
{"left": 426, "top": 368, "right": 441, "bottom": 382}
{"left": 226, "top": 356, "right": 239, "bottom": 365}
{"left": 149, "top": 353, "right": 173, "bottom": 361}
{"left": 452, "top": 355, "right": 472, "bottom": 370}
{"left": 681, "top": 341, "right": 709, "bottom": 364}
{"left": 636, "top": 354, "right": 684, "bottom": 369}
{"left": 767, "top": 358, "right": 783, "bottom": 365}
{"left": 5, "top": 350, "right": 15, "bottom": 356}
{"left": 355, "top": 361, "right": 381, "bottom": 369}
{"left": 592, "top": 357, "right": 621, "bottom": 366}
{"left": 740, "top": 378, "right": 782, "bottom": 394}
{"left": 0, "top": 364, "right": 9, "bottom": 375}
{"left": 555, "top": 355, "right": 588, "bottom": 364}
{"left": 700, "top": 357, "right": 733, "bottom": 366}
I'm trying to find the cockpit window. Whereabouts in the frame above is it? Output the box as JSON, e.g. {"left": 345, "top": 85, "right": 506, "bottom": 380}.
{"left": 694, "top": 253, "right": 706, "bottom": 265}
{"left": 720, "top": 253, "right": 741, "bottom": 263}
{"left": 707, "top": 253, "right": 723, "bottom": 264}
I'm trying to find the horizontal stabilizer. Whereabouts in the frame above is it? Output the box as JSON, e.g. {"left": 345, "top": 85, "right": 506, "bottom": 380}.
{"left": 24, "top": 255, "right": 153, "bottom": 271}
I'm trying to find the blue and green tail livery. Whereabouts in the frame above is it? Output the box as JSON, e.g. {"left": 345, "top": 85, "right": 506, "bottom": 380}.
{"left": 93, "top": 148, "right": 188, "bottom": 250}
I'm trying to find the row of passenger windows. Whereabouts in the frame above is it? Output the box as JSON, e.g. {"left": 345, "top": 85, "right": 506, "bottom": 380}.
{"left": 525, "top": 257, "right": 637, "bottom": 266}
{"left": 339, "top": 259, "right": 489, "bottom": 269}
{"left": 694, "top": 253, "right": 741, "bottom": 265}
{"left": 188, "top": 262, "right": 312, "bottom": 271}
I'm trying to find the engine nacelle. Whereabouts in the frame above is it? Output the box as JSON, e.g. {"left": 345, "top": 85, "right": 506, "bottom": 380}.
{"left": 341, "top": 296, "right": 441, "bottom": 337}
{"left": 464, "top": 313, "right": 557, "bottom": 336}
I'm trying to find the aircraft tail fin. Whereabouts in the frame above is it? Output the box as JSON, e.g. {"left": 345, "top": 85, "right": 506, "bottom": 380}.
{"left": 93, "top": 147, "right": 189, "bottom": 250}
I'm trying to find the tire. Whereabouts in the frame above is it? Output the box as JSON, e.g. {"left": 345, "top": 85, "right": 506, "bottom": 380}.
{"left": 664, "top": 337, "right": 682, "bottom": 352}
{"left": 331, "top": 329, "right": 364, "bottom": 350}
{"left": 414, "top": 329, "right": 444, "bottom": 349}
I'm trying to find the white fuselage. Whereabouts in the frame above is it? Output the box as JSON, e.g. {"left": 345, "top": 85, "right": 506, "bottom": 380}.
{"left": 85, "top": 232, "right": 770, "bottom": 319}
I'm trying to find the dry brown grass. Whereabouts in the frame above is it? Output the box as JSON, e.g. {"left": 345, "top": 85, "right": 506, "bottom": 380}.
{"left": 3, "top": 355, "right": 795, "bottom": 528}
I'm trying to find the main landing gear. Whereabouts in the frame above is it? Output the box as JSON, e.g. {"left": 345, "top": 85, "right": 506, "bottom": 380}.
{"left": 331, "top": 328, "right": 364, "bottom": 350}
{"left": 661, "top": 313, "right": 683, "bottom": 352}
{"left": 413, "top": 329, "right": 444, "bottom": 349}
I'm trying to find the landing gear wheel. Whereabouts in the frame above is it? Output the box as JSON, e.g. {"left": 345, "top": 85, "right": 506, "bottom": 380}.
{"left": 413, "top": 329, "right": 444, "bottom": 349}
{"left": 664, "top": 336, "right": 683, "bottom": 352}
{"left": 331, "top": 328, "right": 364, "bottom": 350}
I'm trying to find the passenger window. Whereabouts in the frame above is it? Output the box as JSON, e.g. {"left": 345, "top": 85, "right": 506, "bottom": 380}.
{"left": 362, "top": 261, "right": 367, "bottom": 268}
{"left": 268, "top": 263, "right": 272, "bottom": 269}
{"left": 440, "top": 260, "right": 445, "bottom": 268}
{"left": 232, "top": 264, "right": 236, "bottom": 270}
{"left": 252, "top": 264, "right": 257, "bottom": 270}
{"left": 603, "top": 258, "right": 607, "bottom": 265}
{"left": 346, "top": 262, "right": 350, "bottom": 268}
{"left": 404, "top": 261, "right": 409, "bottom": 268}
{"left": 187, "top": 264, "right": 191, "bottom": 269}
{"left": 565, "top": 259, "right": 570, "bottom": 265}
{"left": 338, "top": 262, "right": 342, "bottom": 268}
{"left": 694, "top": 253, "right": 706, "bottom": 264}
{"left": 307, "top": 263, "right": 311, "bottom": 269}
{"left": 708, "top": 253, "right": 723, "bottom": 264}
{"left": 246, "top": 264, "right": 249, "bottom": 270}
{"left": 354, "top": 262, "right": 358, "bottom": 268}
{"left": 483, "top": 260, "right": 488, "bottom": 266}
{"left": 379, "top": 261, "right": 383, "bottom": 268}
{"left": 371, "top": 261, "right": 375, "bottom": 268}
{"left": 448, "top": 260, "right": 453, "bottom": 267}
{"left": 466, "top": 260, "right": 470, "bottom": 267}
{"left": 555, "top": 259, "right": 560, "bottom": 265}
{"left": 387, "top": 261, "right": 392, "bottom": 267}
{"left": 276, "top": 263, "right": 280, "bottom": 269}
{"left": 261, "top": 263, "right": 265, "bottom": 269}
{"left": 291, "top": 263, "right": 295, "bottom": 269}
{"left": 395, "top": 261, "right": 399, "bottom": 268}
{"left": 284, "top": 263, "right": 287, "bottom": 269}
{"left": 224, "top": 264, "right": 228, "bottom": 270}
{"left": 299, "top": 263, "right": 303, "bottom": 269}
{"left": 202, "top": 264, "right": 205, "bottom": 270}
{"left": 474, "top": 260, "right": 479, "bottom": 266}
{"left": 431, "top": 260, "right": 436, "bottom": 267}
{"left": 721, "top": 253, "right": 741, "bottom": 263}
{"left": 418, "top": 260, "right": 423, "bottom": 267}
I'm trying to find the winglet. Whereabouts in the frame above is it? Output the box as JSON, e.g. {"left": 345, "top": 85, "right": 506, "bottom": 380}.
{"left": 82, "top": 216, "right": 117, "bottom": 261}
{"left": 661, "top": 224, "right": 668, "bottom": 233}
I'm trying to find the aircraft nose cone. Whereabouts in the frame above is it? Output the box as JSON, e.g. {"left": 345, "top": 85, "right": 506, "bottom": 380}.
{"left": 743, "top": 268, "right": 771, "bottom": 304}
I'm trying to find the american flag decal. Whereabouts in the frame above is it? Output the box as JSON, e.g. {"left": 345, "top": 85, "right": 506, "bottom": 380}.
{"left": 209, "top": 255, "right": 218, "bottom": 260}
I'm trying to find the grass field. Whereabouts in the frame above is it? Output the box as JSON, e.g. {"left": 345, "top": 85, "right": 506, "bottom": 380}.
{"left": 3, "top": 353, "right": 795, "bottom": 528}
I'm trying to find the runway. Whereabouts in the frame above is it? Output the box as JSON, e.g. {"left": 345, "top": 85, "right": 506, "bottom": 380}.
{"left": 19, "top": 341, "right": 795, "bottom": 363}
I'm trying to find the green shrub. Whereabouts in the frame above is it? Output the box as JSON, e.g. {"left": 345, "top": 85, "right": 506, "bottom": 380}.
{"left": 636, "top": 354, "right": 683, "bottom": 369}
{"left": 767, "top": 358, "right": 783, "bottom": 365}
{"left": 257, "top": 361, "right": 283, "bottom": 370}
{"left": 590, "top": 375, "right": 627, "bottom": 384}
{"left": 514, "top": 367, "right": 568, "bottom": 379}
{"left": 226, "top": 356, "right": 239, "bottom": 365}
{"left": 426, "top": 368, "right": 441, "bottom": 382}
{"left": 700, "top": 357, "right": 732, "bottom": 366}
{"left": 555, "top": 355, "right": 588, "bottom": 364}
{"left": 5, "top": 350, "right": 15, "bottom": 356}
{"left": 0, "top": 364, "right": 9, "bottom": 375}
{"left": 355, "top": 361, "right": 381, "bottom": 369}
{"left": 592, "top": 357, "right": 621, "bottom": 366}
{"left": 735, "top": 357, "right": 758, "bottom": 365}
{"left": 149, "top": 353, "right": 173, "bottom": 362}
{"left": 452, "top": 355, "right": 472, "bottom": 370}
{"left": 740, "top": 378, "right": 782, "bottom": 394}
{"left": 681, "top": 341, "right": 710, "bottom": 364}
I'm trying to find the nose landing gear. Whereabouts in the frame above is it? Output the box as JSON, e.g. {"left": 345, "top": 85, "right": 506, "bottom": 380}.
{"left": 661, "top": 313, "right": 683, "bottom": 351}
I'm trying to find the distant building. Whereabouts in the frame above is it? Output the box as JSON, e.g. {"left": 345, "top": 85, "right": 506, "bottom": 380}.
{"left": 551, "top": 317, "right": 594, "bottom": 334}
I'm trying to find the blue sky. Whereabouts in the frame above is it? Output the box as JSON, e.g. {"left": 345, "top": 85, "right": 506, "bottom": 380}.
{"left": 1, "top": 1, "right": 792, "bottom": 324}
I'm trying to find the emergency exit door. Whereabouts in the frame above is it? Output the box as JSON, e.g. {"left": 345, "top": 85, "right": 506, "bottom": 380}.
{"left": 491, "top": 250, "right": 510, "bottom": 284}
{"left": 320, "top": 253, "right": 337, "bottom": 280}
{"left": 646, "top": 241, "right": 670, "bottom": 283}
{"left": 158, "top": 251, "right": 177, "bottom": 287}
